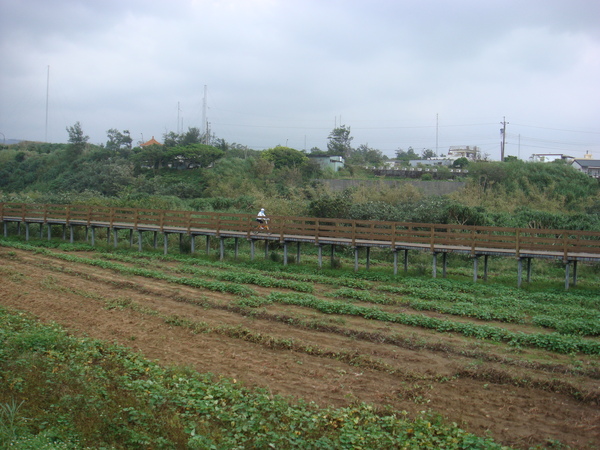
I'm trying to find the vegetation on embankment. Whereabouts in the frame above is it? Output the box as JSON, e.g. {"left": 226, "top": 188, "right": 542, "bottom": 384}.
{"left": 1, "top": 133, "right": 599, "bottom": 230}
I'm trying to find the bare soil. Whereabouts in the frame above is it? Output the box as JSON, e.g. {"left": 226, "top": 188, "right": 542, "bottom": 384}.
{"left": 1, "top": 247, "right": 599, "bottom": 449}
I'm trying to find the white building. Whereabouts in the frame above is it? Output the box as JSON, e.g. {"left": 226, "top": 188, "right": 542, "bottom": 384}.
{"left": 529, "top": 153, "right": 575, "bottom": 163}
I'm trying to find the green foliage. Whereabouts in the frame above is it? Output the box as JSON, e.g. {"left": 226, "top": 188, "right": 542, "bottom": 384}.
{"left": 327, "top": 125, "right": 353, "bottom": 157}
{"left": 261, "top": 146, "right": 309, "bottom": 169}
{"left": 0, "top": 307, "right": 509, "bottom": 449}
{"left": 395, "top": 147, "right": 419, "bottom": 161}
{"left": 346, "top": 144, "right": 387, "bottom": 166}
{"left": 65, "top": 121, "right": 89, "bottom": 161}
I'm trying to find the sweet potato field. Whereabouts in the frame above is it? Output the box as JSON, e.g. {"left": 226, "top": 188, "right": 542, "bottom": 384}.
{"left": 1, "top": 239, "right": 599, "bottom": 448}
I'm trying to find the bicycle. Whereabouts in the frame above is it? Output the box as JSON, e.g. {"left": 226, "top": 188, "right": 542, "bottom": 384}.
{"left": 252, "top": 218, "right": 271, "bottom": 235}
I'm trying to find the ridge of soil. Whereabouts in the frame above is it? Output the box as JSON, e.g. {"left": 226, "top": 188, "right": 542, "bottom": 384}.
{"left": 1, "top": 247, "right": 599, "bottom": 449}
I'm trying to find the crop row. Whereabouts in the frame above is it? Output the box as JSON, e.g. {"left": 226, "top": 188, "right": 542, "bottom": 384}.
{"left": 4, "top": 240, "right": 599, "bottom": 339}
{"left": 265, "top": 292, "right": 600, "bottom": 355}
{"left": 12, "top": 244, "right": 256, "bottom": 297}
{"left": 99, "top": 250, "right": 600, "bottom": 322}
{"left": 0, "top": 306, "right": 509, "bottom": 449}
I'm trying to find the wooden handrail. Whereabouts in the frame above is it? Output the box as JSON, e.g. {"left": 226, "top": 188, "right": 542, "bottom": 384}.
{"left": 1, "top": 202, "right": 600, "bottom": 257}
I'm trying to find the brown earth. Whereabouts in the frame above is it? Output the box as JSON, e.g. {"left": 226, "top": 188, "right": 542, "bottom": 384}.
{"left": 0, "top": 246, "right": 599, "bottom": 449}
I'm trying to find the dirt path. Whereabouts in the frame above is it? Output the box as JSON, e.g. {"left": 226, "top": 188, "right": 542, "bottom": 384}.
{"left": 1, "top": 247, "right": 598, "bottom": 449}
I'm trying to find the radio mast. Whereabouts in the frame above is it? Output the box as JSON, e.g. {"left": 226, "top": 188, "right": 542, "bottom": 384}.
{"left": 202, "top": 85, "right": 208, "bottom": 143}
{"left": 45, "top": 65, "right": 50, "bottom": 142}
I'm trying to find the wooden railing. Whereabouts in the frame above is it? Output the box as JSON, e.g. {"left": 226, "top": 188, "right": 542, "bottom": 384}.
{"left": 2, "top": 202, "right": 600, "bottom": 260}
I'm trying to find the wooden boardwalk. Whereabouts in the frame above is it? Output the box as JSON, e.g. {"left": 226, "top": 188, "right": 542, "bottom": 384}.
{"left": 2, "top": 202, "right": 599, "bottom": 289}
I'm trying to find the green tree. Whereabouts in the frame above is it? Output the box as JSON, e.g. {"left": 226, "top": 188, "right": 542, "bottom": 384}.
{"left": 66, "top": 121, "right": 89, "bottom": 160}
{"left": 132, "top": 144, "right": 168, "bottom": 171}
{"left": 168, "top": 144, "right": 225, "bottom": 168}
{"left": 347, "top": 144, "right": 386, "bottom": 166}
{"left": 452, "top": 157, "right": 469, "bottom": 168}
{"left": 106, "top": 129, "right": 132, "bottom": 152}
{"left": 261, "top": 146, "right": 308, "bottom": 169}
{"left": 421, "top": 149, "right": 436, "bottom": 159}
{"left": 395, "top": 147, "right": 419, "bottom": 161}
{"left": 327, "top": 125, "right": 353, "bottom": 157}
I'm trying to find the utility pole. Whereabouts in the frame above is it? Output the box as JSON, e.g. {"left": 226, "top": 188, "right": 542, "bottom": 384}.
{"left": 202, "top": 85, "right": 208, "bottom": 142}
{"left": 436, "top": 113, "right": 439, "bottom": 156}
{"left": 500, "top": 116, "right": 508, "bottom": 161}
{"left": 45, "top": 65, "right": 50, "bottom": 142}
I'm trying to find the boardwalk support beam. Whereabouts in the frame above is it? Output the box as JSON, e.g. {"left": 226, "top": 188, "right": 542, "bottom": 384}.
{"left": 442, "top": 252, "right": 448, "bottom": 278}
{"left": 483, "top": 255, "right": 489, "bottom": 281}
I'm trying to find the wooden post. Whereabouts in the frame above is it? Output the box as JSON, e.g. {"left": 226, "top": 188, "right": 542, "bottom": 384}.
{"left": 191, "top": 235, "right": 196, "bottom": 254}
{"left": 393, "top": 250, "right": 398, "bottom": 275}
{"left": 442, "top": 252, "right": 448, "bottom": 278}
{"left": 250, "top": 240, "right": 255, "bottom": 260}
{"left": 220, "top": 237, "right": 225, "bottom": 261}
{"left": 163, "top": 233, "right": 169, "bottom": 255}
{"left": 283, "top": 242, "right": 288, "bottom": 266}
{"left": 483, "top": 255, "right": 489, "bottom": 281}
{"left": 296, "top": 241, "right": 301, "bottom": 263}
{"left": 91, "top": 227, "right": 96, "bottom": 246}
{"left": 138, "top": 231, "right": 143, "bottom": 252}
{"left": 318, "top": 244, "right": 323, "bottom": 268}
{"left": 113, "top": 228, "right": 118, "bottom": 248}
{"left": 25, "top": 222, "right": 30, "bottom": 241}
{"left": 70, "top": 224, "right": 75, "bottom": 244}
{"left": 565, "top": 261, "right": 571, "bottom": 291}
{"left": 526, "top": 257, "right": 532, "bottom": 283}
{"left": 517, "top": 258, "right": 523, "bottom": 288}
{"left": 432, "top": 252, "right": 438, "bottom": 278}
{"left": 354, "top": 247, "right": 359, "bottom": 272}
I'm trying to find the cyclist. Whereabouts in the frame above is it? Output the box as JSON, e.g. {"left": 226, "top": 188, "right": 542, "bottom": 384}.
{"left": 256, "top": 208, "right": 269, "bottom": 231}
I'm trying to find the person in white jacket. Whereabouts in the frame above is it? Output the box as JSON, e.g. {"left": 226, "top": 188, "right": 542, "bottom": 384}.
{"left": 256, "top": 208, "right": 268, "bottom": 230}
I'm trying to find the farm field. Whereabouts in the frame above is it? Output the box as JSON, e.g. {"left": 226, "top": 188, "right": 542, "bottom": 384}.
{"left": 1, "top": 239, "right": 599, "bottom": 448}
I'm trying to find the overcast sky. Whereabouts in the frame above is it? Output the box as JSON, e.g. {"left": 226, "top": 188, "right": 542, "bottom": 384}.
{"left": 1, "top": 0, "right": 599, "bottom": 160}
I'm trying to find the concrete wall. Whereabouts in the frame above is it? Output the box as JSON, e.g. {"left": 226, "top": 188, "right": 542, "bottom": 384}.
{"left": 316, "top": 179, "right": 466, "bottom": 196}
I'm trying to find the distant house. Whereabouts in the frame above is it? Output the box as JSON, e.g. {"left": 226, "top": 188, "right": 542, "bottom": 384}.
{"left": 529, "top": 153, "right": 574, "bottom": 163}
{"left": 447, "top": 146, "right": 479, "bottom": 160}
{"left": 140, "top": 136, "right": 162, "bottom": 147}
{"left": 308, "top": 155, "right": 345, "bottom": 172}
{"left": 571, "top": 158, "right": 600, "bottom": 178}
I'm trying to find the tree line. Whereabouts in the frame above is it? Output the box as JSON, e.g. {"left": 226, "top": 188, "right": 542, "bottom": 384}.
{"left": 0, "top": 122, "right": 598, "bottom": 231}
